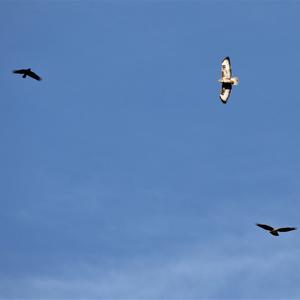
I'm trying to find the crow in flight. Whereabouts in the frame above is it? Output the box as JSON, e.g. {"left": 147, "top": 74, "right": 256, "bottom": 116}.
{"left": 256, "top": 223, "right": 296, "bottom": 236}
{"left": 13, "top": 68, "right": 42, "bottom": 81}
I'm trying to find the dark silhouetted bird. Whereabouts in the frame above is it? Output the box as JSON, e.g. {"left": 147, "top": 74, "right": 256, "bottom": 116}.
{"left": 256, "top": 223, "right": 297, "bottom": 236}
{"left": 13, "top": 68, "right": 42, "bottom": 81}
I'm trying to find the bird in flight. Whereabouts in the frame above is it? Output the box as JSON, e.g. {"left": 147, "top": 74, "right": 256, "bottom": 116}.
{"left": 13, "top": 68, "right": 42, "bottom": 81}
{"left": 218, "top": 57, "right": 239, "bottom": 104}
{"left": 256, "top": 223, "right": 297, "bottom": 236}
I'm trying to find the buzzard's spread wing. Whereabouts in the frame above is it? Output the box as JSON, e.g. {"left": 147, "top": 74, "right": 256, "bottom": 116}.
{"left": 277, "top": 227, "right": 297, "bottom": 232}
{"left": 13, "top": 69, "right": 27, "bottom": 74}
{"left": 28, "top": 70, "right": 42, "bottom": 81}
{"left": 221, "top": 57, "right": 232, "bottom": 79}
{"left": 256, "top": 224, "right": 274, "bottom": 231}
{"left": 220, "top": 83, "right": 232, "bottom": 103}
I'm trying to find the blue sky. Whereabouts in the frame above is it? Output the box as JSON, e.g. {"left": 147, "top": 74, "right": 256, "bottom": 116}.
{"left": 1, "top": 0, "right": 300, "bottom": 298}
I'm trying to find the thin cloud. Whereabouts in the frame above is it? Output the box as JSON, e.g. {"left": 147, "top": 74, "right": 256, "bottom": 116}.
{"left": 2, "top": 236, "right": 300, "bottom": 299}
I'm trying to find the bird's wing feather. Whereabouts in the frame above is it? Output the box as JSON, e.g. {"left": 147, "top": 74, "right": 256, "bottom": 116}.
{"left": 28, "top": 70, "right": 42, "bottom": 81}
{"left": 13, "top": 69, "right": 27, "bottom": 74}
{"left": 221, "top": 57, "right": 232, "bottom": 79}
{"left": 256, "top": 223, "right": 274, "bottom": 231}
{"left": 277, "top": 227, "right": 297, "bottom": 232}
{"left": 220, "top": 83, "right": 231, "bottom": 103}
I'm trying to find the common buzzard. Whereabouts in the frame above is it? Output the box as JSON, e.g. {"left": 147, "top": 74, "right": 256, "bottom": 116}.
{"left": 218, "top": 57, "right": 239, "bottom": 103}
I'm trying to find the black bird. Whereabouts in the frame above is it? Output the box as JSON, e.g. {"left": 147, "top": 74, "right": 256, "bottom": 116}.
{"left": 13, "top": 68, "right": 42, "bottom": 81}
{"left": 256, "top": 223, "right": 297, "bottom": 236}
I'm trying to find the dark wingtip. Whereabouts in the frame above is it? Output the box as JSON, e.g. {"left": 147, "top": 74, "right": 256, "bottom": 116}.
{"left": 219, "top": 96, "right": 227, "bottom": 104}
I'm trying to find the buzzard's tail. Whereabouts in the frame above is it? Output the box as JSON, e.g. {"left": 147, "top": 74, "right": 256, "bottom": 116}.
{"left": 270, "top": 230, "right": 279, "bottom": 236}
{"left": 22, "top": 74, "right": 27, "bottom": 78}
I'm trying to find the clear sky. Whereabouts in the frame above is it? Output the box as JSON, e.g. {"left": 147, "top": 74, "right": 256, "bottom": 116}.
{"left": 1, "top": 0, "right": 300, "bottom": 298}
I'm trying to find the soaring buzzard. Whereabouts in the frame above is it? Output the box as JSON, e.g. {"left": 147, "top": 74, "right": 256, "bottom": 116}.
{"left": 13, "top": 68, "right": 42, "bottom": 81}
{"left": 256, "top": 223, "right": 297, "bottom": 236}
{"left": 218, "top": 57, "right": 239, "bottom": 103}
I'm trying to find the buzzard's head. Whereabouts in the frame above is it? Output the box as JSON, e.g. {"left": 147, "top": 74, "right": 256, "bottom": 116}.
{"left": 232, "top": 77, "right": 239, "bottom": 85}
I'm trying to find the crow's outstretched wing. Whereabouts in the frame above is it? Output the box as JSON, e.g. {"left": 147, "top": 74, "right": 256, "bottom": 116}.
{"left": 13, "top": 69, "right": 27, "bottom": 74}
{"left": 221, "top": 57, "right": 232, "bottom": 79}
{"left": 277, "top": 227, "right": 297, "bottom": 232}
{"left": 220, "top": 83, "right": 232, "bottom": 103}
{"left": 256, "top": 224, "right": 274, "bottom": 231}
{"left": 28, "top": 70, "right": 42, "bottom": 81}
